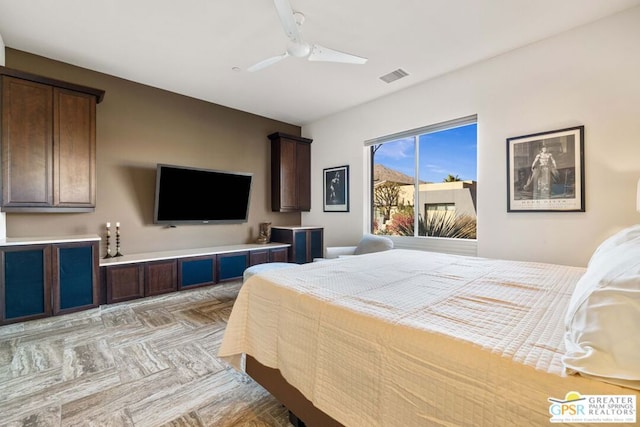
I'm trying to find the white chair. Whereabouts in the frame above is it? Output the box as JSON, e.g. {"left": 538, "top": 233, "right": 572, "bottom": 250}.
{"left": 325, "top": 234, "right": 394, "bottom": 259}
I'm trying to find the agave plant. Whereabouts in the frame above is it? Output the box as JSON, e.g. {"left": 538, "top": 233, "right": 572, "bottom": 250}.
{"left": 424, "top": 213, "right": 476, "bottom": 239}
{"left": 383, "top": 209, "right": 476, "bottom": 239}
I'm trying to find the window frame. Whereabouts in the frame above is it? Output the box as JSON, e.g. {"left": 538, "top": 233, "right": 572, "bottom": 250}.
{"left": 365, "top": 115, "right": 478, "bottom": 256}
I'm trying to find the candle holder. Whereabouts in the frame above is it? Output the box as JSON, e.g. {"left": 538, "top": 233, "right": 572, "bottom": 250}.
{"left": 103, "top": 223, "right": 113, "bottom": 259}
{"left": 115, "top": 222, "right": 123, "bottom": 257}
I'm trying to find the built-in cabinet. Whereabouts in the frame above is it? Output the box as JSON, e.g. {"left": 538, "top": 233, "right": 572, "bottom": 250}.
{"left": 269, "top": 132, "right": 312, "bottom": 212}
{"left": 217, "top": 252, "right": 249, "bottom": 282}
{"left": 271, "top": 226, "right": 324, "bottom": 264}
{"left": 248, "top": 247, "right": 289, "bottom": 265}
{"left": 0, "top": 237, "right": 99, "bottom": 325}
{"left": 104, "top": 263, "right": 144, "bottom": 304}
{"left": 0, "top": 66, "right": 104, "bottom": 212}
{"left": 145, "top": 259, "right": 178, "bottom": 297}
{"left": 178, "top": 255, "right": 216, "bottom": 290}
{"left": 101, "top": 243, "right": 290, "bottom": 304}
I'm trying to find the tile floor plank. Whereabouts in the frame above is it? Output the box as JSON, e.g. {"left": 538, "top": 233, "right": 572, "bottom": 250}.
{"left": 0, "top": 281, "right": 291, "bottom": 427}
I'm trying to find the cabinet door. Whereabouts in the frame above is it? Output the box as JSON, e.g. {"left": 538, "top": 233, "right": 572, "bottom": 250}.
{"left": 217, "top": 252, "right": 248, "bottom": 282}
{"left": 53, "top": 88, "right": 96, "bottom": 208}
{"left": 296, "top": 141, "right": 311, "bottom": 211}
{"left": 1, "top": 245, "right": 52, "bottom": 324}
{"left": 275, "top": 137, "right": 298, "bottom": 211}
{"left": 105, "top": 264, "right": 144, "bottom": 304}
{"left": 249, "top": 249, "right": 270, "bottom": 266}
{"left": 178, "top": 256, "right": 215, "bottom": 290}
{"left": 293, "top": 231, "right": 308, "bottom": 264}
{"left": 269, "top": 247, "right": 289, "bottom": 263}
{"left": 272, "top": 228, "right": 311, "bottom": 263}
{"left": 145, "top": 260, "right": 177, "bottom": 297}
{"left": 269, "top": 133, "right": 312, "bottom": 213}
{"left": 310, "top": 228, "right": 324, "bottom": 260}
{"left": 1, "top": 76, "right": 54, "bottom": 207}
{"left": 52, "top": 241, "right": 98, "bottom": 315}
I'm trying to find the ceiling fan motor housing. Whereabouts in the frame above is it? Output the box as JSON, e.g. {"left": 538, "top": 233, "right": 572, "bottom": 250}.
{"left": 287, "top": 42, "right": 311, "bottom": 58}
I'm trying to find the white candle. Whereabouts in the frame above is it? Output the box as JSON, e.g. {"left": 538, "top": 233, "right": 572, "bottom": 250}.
{"left": 106, "top": 222, "right": 111, "bottom": 228}
{"left": 116, "top": 222, "right": 120, "bottom": 227}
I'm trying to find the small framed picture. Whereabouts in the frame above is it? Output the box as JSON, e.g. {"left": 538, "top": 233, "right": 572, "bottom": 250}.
{"left": 507, "top": 125, "right": 584, "bottom": 212}
{"left": 323, "top": 165, "right": 349, "bottom": 212}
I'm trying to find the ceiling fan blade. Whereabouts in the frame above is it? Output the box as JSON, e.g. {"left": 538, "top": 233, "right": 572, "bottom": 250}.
{"left": 308, "top": 44, "right": 368, "bottom": 64}
{"left": 273, "top": 0, "right": 303, "bottom": 44}
{"left": 247, "top": 52, "right": 289, "bottom": 72}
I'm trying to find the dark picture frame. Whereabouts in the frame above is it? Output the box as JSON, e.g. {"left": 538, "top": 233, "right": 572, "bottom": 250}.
{"left": 507, "top": 126, "right": 585, "bottom": 212}
{"left": 323, "top": 165, "right": 349, "bottom": 212}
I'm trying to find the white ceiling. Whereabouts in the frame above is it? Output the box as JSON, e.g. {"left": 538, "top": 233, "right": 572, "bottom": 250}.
{"left": 1, "top": 0, "right": 639, "bottom": 126}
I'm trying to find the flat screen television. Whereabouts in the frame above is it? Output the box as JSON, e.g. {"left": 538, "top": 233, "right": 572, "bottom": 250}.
{"left": 153, "top": 164, "right": 253, "bottom": 225}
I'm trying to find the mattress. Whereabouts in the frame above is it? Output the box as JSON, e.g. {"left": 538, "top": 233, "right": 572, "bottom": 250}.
{"left": 219, "top": 249, "right": 639, "bottom": 426}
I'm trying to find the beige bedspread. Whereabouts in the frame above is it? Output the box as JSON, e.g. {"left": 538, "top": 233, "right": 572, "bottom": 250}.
{"left": 219, "top": 249, "right": 639, "bottom": 426}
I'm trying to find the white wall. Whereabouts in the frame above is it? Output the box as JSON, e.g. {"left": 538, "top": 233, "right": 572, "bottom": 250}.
{"left": 302, "top": 6, "right": 640, "bottom": 267}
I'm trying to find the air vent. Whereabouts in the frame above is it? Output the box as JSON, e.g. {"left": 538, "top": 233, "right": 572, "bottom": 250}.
{"left": 379, "top": 68, "right": 409, "bottom": 84}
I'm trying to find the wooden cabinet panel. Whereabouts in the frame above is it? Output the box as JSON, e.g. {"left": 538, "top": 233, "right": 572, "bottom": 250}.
{"left": 54, "top": 89, "right": 96, "bottom": 207}
{"left": 269, "top": 247, "right": 289, "bottom": 263}
{"left": 296, "top": 142, "right": 311, "bottom": 211}
{"left": 0, "top": 66, "right": 104, "bottom": 212}
{"left": 269, "top": 132, "right": 312, "bottom": 212}
{"left": 145, "top": 260, "right": 177, "bottom": 297}
{"left": 1, "top": 77, "right": 53, "bottom": 207}
{"left": 279, "top": 139, "right": 298, "bottom": 210}
{"left": 249, "top": 249, "right": 270, "bottom": 266}
{"left": 106, "top": 264, "right": 144, "bottom": 304}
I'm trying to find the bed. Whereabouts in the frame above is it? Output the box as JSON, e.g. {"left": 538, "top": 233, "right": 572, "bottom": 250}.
{"left": 219, "top": 228, "right": 640, "bottom": 426}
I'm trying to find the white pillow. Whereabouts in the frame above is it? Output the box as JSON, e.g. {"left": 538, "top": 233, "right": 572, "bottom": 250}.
{"left": 563, "top": 237, "right": 640, "bottom": 387}
{"left": 588, "top": 224, "right": 640, "bottom": 268}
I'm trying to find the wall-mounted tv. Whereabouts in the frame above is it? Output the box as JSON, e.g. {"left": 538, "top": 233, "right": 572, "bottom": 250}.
{"left": 153, "top": 164, "right": 253, "bottom": 225}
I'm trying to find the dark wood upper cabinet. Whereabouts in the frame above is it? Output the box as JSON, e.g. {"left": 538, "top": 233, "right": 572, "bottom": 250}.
{"left": 54, "top": 89, "right": 97, "bottom": 207}
{"left": 269, "top": 132, "right": 312, "bottom": 212}
{"left": 0, "top": 66, "right": 104, "bottom": 212}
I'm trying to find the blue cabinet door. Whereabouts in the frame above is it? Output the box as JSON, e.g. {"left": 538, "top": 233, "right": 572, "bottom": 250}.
{"left": 217, "top": 252, "right": 248, "bottom": 282}
{"left": 1, "top": 246, "right": 52, "bottom": 323}
{"left": 179, "top": 256, "right": 216, "bottom": 290}
{"left": 54, "top": 242, "right": 98, "bottom": 314}
{"left": 294, "top": 231, "right": 308, "bottom": 264}
{"left": 310, "top": 229, "right": 323, "bottom": 260}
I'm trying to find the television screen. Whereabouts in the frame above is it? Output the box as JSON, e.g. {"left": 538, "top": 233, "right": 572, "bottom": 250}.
{"left": 153, "top": 164, "right": 252, "bottom": 224}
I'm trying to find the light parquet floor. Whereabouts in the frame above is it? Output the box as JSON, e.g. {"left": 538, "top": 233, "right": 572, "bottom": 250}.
{"left": 0, "top": 280, "right": 291, "bottom": 427}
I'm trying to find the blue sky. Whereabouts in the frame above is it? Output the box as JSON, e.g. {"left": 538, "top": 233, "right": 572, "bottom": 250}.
{"left": 374, "top": 123, "right": 477, "bottom": 182}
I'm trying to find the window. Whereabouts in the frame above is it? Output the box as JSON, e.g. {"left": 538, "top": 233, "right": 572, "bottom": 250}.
{"left": 368, "top": 116, "right": 477, "bottom": 240}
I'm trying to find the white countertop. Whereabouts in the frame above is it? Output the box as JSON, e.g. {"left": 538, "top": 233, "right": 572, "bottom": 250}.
{"left": 0, "top": 234, "right": 101, "bottom": 246}
{"left": 99, "top": 242, "right": 290, "bottom": 266}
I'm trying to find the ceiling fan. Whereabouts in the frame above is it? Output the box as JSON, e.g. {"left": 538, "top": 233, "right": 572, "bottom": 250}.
{"left": 247, "top": 0, "right": 368, "bottom": 72}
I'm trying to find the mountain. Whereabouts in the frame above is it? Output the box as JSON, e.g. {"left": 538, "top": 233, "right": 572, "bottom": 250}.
{"left": 373, "top": 164, "right": 422, "bottom": 185}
